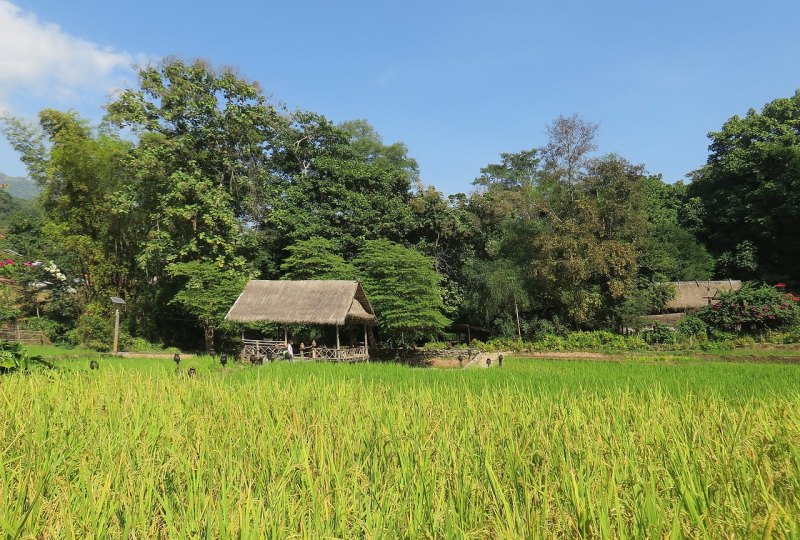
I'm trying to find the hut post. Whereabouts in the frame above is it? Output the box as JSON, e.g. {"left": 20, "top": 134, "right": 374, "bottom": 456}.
{"left": 336, "top": 324, "right": 340, "bottom": 350}
{"left": 284, "top": 326, "right": 288, "bottom": 345}
{"left": 364, "top": 325, "right": 368, "bottom": 350}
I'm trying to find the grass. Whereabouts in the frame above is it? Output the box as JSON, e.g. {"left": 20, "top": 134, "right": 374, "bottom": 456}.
{"left": 1, "top": 353, "right": 799, "bottom": 537}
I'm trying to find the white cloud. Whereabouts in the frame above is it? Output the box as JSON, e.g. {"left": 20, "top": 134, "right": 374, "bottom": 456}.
{"left": 0, "top": 0, "right": 138, "bottom": 112}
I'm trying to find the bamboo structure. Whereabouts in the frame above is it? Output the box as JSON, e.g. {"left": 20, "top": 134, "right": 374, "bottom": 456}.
{"left": 225, "top": 280, "right": 377, "bottom": 362}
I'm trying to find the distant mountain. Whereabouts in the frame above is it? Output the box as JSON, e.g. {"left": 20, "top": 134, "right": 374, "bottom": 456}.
{"left": 0, "top": 172, "right": 39, "bottom": 200}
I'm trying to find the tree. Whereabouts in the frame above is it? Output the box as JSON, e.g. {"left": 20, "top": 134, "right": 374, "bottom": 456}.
{"left": 265, "top": 115, "right": 416, "bottom": 258}
{"left": 280, "top": 238, "right": 356, "bottom": 280}
{"left": 529, "top": 155, "right": 647, "bottom": 328}
{"left": 639, "top": 176, "right": 714, "bottom": 281}
{"left": 2, "top": 110, "right": 133, "bottom": 306}
{"left": 688, "top": 90, "right": 800, "bottom": 285}
{"left": 540, "top": 114, "right": 599, "bottom": 200}
{"left": 166, "top": 261, "right": 247, "bottom": 352}
{"left": 106, "top": 60, "right": 281, "bottom": 275}
{"left": 354, "top": 240, "right": 450, "bottom": 342}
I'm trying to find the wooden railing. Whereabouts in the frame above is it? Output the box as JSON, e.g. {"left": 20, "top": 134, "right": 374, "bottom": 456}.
{"left": 241, "top": 339, "right": 285, "bottom": 361}
{"left": 315, "top": 346, "right": 369, "bottom": 362}
{"left": 240, "top": 339, "right": 368, "bottom": 362}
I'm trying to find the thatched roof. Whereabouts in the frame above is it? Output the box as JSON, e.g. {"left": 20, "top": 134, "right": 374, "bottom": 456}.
{"left": 663, "top": 280, "right": 742, "bottom": 312}
{"left": 225, "top": 280, "right": 377, "bottom": 326}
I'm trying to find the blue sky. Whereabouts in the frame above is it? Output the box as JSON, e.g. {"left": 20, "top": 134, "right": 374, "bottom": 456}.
{"left": 1, "top": 0, "right": 799, "bottom": 194}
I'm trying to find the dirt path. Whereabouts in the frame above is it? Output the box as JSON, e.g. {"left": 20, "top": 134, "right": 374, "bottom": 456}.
{"left": 115, "top": 352, "right": 195, "bottom": 359}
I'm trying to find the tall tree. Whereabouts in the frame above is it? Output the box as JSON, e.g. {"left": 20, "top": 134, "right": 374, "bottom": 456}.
{"left": 540, "top": 114, "right": 599, "bottom": 200}
{"left": 354, "top": 240, "right": 450, "bottom": 342}
{"left": 688, "top": 90, "right": 800, "bottom": 284}
{"left": 280, "top": 238, "right": 356, "bottom": 280}
{"left": 2, "top": 110, "right": 133, "bottom": 302}
{"left": 266, "top": 115, "right": 416, "bottom": 258}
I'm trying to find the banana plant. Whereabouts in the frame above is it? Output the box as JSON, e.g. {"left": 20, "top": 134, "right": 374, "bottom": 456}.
{"left": 0, "top": 341, "right": 54, "bottom": 374}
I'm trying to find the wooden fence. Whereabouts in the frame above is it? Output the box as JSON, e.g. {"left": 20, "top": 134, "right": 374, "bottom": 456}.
{"left": 0, "top": 324, "right": 49, "bottom": 345}
{"left": 240, "top": 339, "right": 369, "bottom": 363}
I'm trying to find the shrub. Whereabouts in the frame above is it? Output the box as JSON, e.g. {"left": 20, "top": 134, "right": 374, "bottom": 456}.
{"left": 641, "top": 323, "right": 676, "bottom": 345}
{"left": 531, "top": 334, "right": 567, "bottom": 351}
{"left": 0, "top": 340, "right": 54, "bottom": 374}
{"left": 124, "top": 337, "right": 181, "bottom": 354}
{"left": 21, "top": 317, "right": 66, "bottom": 343}
{"left": 697, "top": 282, "right": 800, "bottom": 332}
{"left": 565, "top": 331, "right": 628, "bottom": 350}
{"left": 485, "top": 337, "right": 524, "bottom": 352}
{"left": 676, "top": 314, "right": 707, "bottom": 338}
{"left": 423, "top": 341, "right": 450, "bottom": 351}
{"left": 67, "top": 307, "right": 113, "bottom": 351}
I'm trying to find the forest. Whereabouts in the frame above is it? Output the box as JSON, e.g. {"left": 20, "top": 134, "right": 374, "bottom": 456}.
{"left": 1, "top": 59, "right": 799, "bottom": 351}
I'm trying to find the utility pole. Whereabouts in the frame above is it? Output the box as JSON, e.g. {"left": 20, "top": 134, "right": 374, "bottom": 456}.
{"left": 110, "top": 296, "right": 126, "bottom": 354}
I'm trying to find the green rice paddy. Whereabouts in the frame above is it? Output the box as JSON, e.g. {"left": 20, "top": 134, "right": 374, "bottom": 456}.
{"left": 1, "top": 355, "right": 799, "bottom": 538}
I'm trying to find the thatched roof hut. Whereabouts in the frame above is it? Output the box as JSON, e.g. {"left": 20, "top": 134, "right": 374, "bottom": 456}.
{"left": 225, "top": 280, "right": 377, "bottom": 326}
{"left": 663, "top": 280, "right": 742, "bottom": 312}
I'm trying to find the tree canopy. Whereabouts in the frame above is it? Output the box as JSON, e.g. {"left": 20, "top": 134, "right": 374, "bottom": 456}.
{"left": 1, "top": 59, "right": 795, "bottom": 349}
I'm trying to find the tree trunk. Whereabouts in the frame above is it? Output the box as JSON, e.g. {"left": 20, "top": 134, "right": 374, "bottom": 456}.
{"left": 204, "top": 324, "right": 214, "bottom": 353}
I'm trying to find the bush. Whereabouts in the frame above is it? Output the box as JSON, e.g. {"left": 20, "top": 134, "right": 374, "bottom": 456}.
{"left": 641, "top": 323, "right": 676, "bottom": 345}
{"left": 697, "top": 282, "right": 800, "bottom": 332}
{"left": 565, "top": 331, "right": 628, "bottom": 350}
{"left": 485, "top": 337, "right": 524, "bottom": 352}
{"left": 67, "top": 307, "right": 113, "bottom": 351}
{"left": 676, "top": 314, "right": 707, "bottom": 338}
{"left": 530, "top": 334, "right": 567, "bottom": 351}
{"left": 123, "top": 336, "right": 181, "bottom": 354}
{"left": 423, "top": 341, "right": 450, "bottom": 351}
{"left": 21, "top": 317, "right": 66, "bottom": 343}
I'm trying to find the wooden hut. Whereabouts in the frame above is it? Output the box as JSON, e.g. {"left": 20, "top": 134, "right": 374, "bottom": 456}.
{"left": 224, "top": 280, "right": 377, "bottom": 362}
{"left": 645, "top": 279, "right": 742, "bottom": 325}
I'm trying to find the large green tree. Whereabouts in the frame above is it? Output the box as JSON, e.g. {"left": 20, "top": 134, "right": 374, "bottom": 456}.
{"left": 688, "top": 90, "right": 800, "bottom": 284}
{"left": 2, "top": 110, "right": 133, "bottom": 303}
{"left": 265, "top": 115, "right": 416, "bottom": 258}
{"left": 280, "top": 238, "right": 356, "bottom": 280}
{"left": 354, "top": 240, "right": 450, "bottom": 342}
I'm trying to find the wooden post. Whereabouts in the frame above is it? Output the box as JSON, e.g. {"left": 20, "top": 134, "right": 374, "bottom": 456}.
{"left": 284, "top": 326, "right": 288, "bottom": 345}
{"left": 336, "top": 325, "right": 340, "bottom": 349}
{"left": 364, "top": 325, "right": 368, "bottom": 349}
{"left": 112, "top": 308, "right": 120, "bottom": 354}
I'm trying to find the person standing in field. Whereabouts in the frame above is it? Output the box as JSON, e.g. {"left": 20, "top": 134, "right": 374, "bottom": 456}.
{"left": 286, "top": 339, "right": 294, "bottom": 362}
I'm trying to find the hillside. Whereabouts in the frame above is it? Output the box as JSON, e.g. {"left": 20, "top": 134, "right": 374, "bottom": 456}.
{"left": 0, "top": 172, "right": 39, "bottom": 200}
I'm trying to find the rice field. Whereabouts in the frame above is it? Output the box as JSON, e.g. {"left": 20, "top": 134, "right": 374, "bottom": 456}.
{"left": 1, "top": 356, "right": 800, "bottom": 538}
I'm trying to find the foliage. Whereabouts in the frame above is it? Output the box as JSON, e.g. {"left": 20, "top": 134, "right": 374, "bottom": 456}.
{"left": 675, "top": 313, "right": 708, "bottom": 338}
{"left": 688, "top": 90, "right": 800, "bottom": 284}
{"left": 641, "top": 323, "right": 676, "bottom": 345}
{"left": 4, "top": 63, "right": 800, "bottom": 347}
{"left": 166, "top": 261, "right": 248, "bottom": 351}
{"left": 0, "top": 340, "right": 53, "bottom": 373}
{"left": 354, "top": 240, "right": 450, "bottom": 341}
{"left": 280, "top": 238, "right": 355, "bottom": 280}
{"left": 67, "top": 305, "right": 114, "bottom": 351}
{"left": 696, "top": 282, "right": 800, "bottom": 332}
